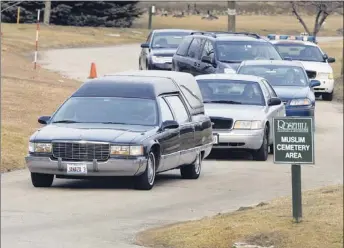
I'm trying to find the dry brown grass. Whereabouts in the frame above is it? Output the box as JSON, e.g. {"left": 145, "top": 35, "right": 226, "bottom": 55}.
{"left": 136, "top": 185, "right": 343, "bottom": 248}
{"left": 1, "top": 23, "right": 148, "bottom": 53}
{"left": 133, "top": 14, "right": 343, "bottom": 36}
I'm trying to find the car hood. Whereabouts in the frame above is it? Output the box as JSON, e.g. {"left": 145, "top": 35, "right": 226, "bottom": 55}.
{"left": 151, "top": 48, "right": 177, "bottom": 57}
{"left": 297, "top": 61, "right": 333, "bottom": 73}
{"left": 221, "top": 62, "right": 241, "bottom": 71}
{"left": 31, "top": 123, "right": 157, "bottom": 144}
{"left": 204, "top": 103, "right": 267, "bottom": 120}
{"left": 273, "top": 86, "right": 310, "bottom": 100}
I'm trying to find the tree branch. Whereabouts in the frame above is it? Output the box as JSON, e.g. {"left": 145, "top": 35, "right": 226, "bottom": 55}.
{"left": 291, "top": 2, "right": 311, "bottom": 35}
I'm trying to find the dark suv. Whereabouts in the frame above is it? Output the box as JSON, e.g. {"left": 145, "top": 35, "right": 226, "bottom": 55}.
{"left": 172, "top": 31, "right": 283, "bottom": 76}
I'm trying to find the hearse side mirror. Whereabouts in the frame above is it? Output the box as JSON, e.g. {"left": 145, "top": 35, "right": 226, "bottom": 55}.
{"left": 161, "top": 120, "right": 179, "bottom": 130}
{"left": 310, "top": 79, "right": 321, "bottom": 88}
{"left": 141, "top": 43, "right": 149, "bottom": 49}
{"left": 201, "top": 55, "right": 213, "bottom": 64}
{"left": 268, "top": 97, "right": 282, "bottom": 106}
{"left": 38, "top": 116, "right": 51, "bottom": 125}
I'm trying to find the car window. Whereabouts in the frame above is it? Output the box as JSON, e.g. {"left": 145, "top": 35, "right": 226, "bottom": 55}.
{"left": 238, "top": 65, "right": 309, "bottom": 87}
{"left": 273, "top": 43, "right": 325, "bottom": 62}
{"left": 159, "top": 97, "right": 174, "bottom": 122}
{"left": 259, "top": 82, "right": 271, "bottom": 99}
{"left": 164, "top": 95, "right": 190, "bottom": 123}
{"left": 180, "top": 85, "right": 203, "bottom": 108}
{"left": 262, "top": 80, "right": 277, "bottom": 97}
{"left": 176, "top": 36, "right": 193, "bottom": 56}
{"left": 201, "top": 40, "right": 215, "bottom": 61}
{"left": 187, "top": 38, "right": 203, "bottom": 59}
{"left": 215, "top": 41, "right": 282, "bottom": 62}
{"left": 151, "top": 31, "right": 191, "bottom": 49}
{"left": 196, "top": 79, "right": 266, "bottom": 106}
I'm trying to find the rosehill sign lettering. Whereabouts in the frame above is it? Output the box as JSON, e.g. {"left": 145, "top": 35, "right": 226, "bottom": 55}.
{"left": 273, "top": 117, "right": 314, "bottom": 164}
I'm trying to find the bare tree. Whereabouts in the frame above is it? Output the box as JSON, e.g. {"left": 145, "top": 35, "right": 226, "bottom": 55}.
{"left": 291, "top": 1, "right": 343, "bottom": 38}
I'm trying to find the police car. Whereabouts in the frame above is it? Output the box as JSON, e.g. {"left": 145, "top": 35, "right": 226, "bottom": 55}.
{"left": 267, "top": 34, "right": 336, "bottom": 101}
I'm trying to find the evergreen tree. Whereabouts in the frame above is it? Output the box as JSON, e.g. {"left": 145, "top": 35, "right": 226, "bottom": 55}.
{"left": 1, "top": 1, "right": 143, "bottom": 27}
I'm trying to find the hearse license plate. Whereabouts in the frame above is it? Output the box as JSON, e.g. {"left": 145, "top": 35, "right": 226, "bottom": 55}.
{"left": 213, "top": 134, "right": 219, "bottom": 144}
{"left": 67, "top": 164, "right": 87, "bottom": 174}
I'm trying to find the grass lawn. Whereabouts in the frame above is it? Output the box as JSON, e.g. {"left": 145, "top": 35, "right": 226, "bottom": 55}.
{"left": 136, "top": 185, "right": 343, "bottom": 248}
{"left": 133, "top": 14, "right": 343, "bottom": 36}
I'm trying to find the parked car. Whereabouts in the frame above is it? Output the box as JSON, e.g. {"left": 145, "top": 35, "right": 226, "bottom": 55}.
{"left": 195, "top": 73, "right": 285, "bottom": 160}
{"left": 26, "top": 71, "right": 213, "bottom": 190}
{"left": 139, "top": 29, "right": 195, "bottom": 71}
{"left": 236, "top": 60, "right": 321, "bottom": 119}
{"left": 267, "top": 34, "right": 335, "bottom": 101}
{"left": 172, "top": 31, "right": 282, "bottom": 76}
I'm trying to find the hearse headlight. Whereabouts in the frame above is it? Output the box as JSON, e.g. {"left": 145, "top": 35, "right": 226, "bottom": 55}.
{"left": 110, "top": 145, "right": 144, "bottom": 156}
{"left": 29, "top": 142, "right": 52, "bottom": 153}
{"left": 289, "top": 98, "right": 311, "bottom": 106}
{"left": 233, "top": 120, "right": 262, "bottom": 130}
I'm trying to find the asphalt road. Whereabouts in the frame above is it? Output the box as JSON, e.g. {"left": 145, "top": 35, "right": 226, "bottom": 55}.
{"left": 2, "top": 41, "right": 343, "bottom": 248}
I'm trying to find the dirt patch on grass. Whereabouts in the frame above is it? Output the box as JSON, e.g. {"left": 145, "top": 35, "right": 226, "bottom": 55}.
{"left": 136, "top": 185, "right": 343, "bottom": 248}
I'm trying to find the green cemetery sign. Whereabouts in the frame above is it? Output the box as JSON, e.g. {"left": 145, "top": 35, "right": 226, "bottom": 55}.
{"left": 273, "top": 117, "right": 314, "bottom": 164}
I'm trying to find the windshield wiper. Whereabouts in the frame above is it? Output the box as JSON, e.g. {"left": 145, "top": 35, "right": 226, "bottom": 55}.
{"left": 220, "top": 60, "right": 240, "bottom": 63}
{"left": 52, "top": 120, "right": 80, "bottom": 123}
{"left": 101, "top": 122, "right": 128, "bottom": 125}
{"left": 204, "top": 100, "right": 242, "bottom": 104}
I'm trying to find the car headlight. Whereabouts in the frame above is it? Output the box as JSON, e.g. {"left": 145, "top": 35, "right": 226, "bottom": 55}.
{"left": 328, "top": 73, "right": 333, "bottom": 79}
{"left": 29, "top": 142, "right": 52, "bottom": 153}
{"left": 289, "top": 98, "right": 311, "bottom": 106}
{"left": 233, "top": 120, "right": 263, "bottom": 130}
{"left": 151, "top": 56, "right": 170, "bottom": 64}
{"left": 110, "top": 145, "right": 144, "bottom": 156}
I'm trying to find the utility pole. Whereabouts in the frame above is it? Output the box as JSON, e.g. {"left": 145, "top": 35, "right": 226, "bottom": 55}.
{"left": 44, "top": 0, "right": 51, "bottom": 25}
{"left": 227, "top": 1, "right": 236, "bottom": 32}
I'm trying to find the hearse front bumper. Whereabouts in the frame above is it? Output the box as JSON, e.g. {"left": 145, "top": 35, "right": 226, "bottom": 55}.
{"left": 25, "top": 155, "right": 148, "bottom": 177}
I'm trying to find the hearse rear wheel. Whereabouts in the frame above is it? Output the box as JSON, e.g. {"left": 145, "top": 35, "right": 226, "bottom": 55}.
{"left": 31, "top": 172, "right": 54, "bottom": 187}
{"left": 180, "top": 152, "right": 202, "bottom": 179}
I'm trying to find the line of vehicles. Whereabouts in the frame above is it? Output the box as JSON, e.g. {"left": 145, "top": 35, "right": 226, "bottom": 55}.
{"left": 25, "top": 29, "right": 336, "bottom": 190}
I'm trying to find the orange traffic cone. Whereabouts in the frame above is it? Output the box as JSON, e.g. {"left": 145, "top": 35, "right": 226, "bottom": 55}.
{"left": 88, "top": 62, "right": 97, "bottom": 79}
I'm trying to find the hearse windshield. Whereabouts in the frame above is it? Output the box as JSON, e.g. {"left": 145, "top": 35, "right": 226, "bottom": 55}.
{"left": 51, "top": 97, "right": 158, "bottom": 126}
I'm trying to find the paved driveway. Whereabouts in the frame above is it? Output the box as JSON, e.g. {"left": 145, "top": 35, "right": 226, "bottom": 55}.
{"left": 2, "top": 41, "right": 343, "bottom": 248}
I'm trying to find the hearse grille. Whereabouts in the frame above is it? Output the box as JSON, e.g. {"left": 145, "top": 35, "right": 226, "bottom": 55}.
{"left": 210, "top": 117, "right": 233, "bottom": 130}
{"left": 52, "top": 142, "right": 110, "bottom": 162}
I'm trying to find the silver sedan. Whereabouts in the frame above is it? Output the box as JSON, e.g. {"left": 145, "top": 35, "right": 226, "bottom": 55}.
{"left": 195, "top": 73, "right": 286, "bottom": 161}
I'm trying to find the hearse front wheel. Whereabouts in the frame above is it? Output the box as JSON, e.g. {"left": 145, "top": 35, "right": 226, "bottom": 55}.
{"left": 134, "top": 152, "right": 156, "bottom": 190}
{"left": 31, "top": 172, "right": 54, "bottom": 187}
